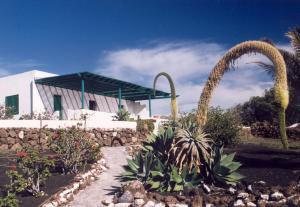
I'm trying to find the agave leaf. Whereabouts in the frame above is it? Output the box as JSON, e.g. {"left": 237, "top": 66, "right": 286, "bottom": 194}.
{"left": 221, "top": 152, "right": 236, "bottom": 164}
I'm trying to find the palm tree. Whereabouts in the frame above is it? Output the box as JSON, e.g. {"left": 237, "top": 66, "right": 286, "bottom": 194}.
{"left": 153, "top": 72, "right": 178, "bottom": 121}
{"left": 196, "top": 41, "right": 289, "bottom": 149}
{"left": 253, "top": 28, "right": 300, "bottom": 124}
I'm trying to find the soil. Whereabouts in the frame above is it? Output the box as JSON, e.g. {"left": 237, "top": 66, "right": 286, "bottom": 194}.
{"left": 227, "top": 143, "right": 300, "bottom": 186}
{"left": 0, "top": 152, "right": 90, "bottom": 207}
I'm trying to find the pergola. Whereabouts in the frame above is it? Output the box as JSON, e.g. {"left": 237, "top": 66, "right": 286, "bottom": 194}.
{"left": 35, "top": 72, "right": 172, "bottom": 117}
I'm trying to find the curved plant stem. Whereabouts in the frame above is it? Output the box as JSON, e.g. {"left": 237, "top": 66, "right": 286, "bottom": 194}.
{"left": 197, "top": 40, "right": 289, "bottom": 149}
{"left": 153, "top": 72, "right": 178, "bottom": 121}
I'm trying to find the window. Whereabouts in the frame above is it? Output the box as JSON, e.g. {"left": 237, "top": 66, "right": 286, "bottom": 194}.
{"left": 5, "top": 95, "right": 19, "bottom": 115}
{"left": 89, "top": 100, "right": 97, "bottom": 111}
{"left": 53, "top": 95, "right": 62, "bottom": 120}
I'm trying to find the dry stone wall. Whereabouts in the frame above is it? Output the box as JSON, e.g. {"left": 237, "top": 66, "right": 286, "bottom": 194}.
{"left": 0, "top": 128, "right": 147, "bottom": 151}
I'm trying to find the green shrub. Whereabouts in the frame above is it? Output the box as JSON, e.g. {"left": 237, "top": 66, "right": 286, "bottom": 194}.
{"left": 15, "top": 148, "right": 54, "bottom": 197}
{"left": 113, "top": 109, "right": 130, "bottom": 121}
{"left": 50, "top": 127, "right": 101, "bottom": 174}
{"left": 204, "top": 107, "right": 241, "bottom": 147}
{"left": 0, "top": 193, "right": 19, "bottom": 207}
{"left": 136, "top": 119, "right": 155, "bottom": 133}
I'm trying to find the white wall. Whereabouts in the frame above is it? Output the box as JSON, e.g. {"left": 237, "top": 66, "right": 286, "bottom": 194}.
{"left": 0, "top": 119, "right": 137, "bottom": 130}
{"left": 0, "top": 70, "right": 57, "bottom": 119}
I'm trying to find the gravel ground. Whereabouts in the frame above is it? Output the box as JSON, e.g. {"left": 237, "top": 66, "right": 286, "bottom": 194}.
{"left": 67, "top": 146, "right": 128, "bottom": 207}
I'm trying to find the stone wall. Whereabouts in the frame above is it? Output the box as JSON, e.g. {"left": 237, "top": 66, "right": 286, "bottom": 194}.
{"left": 0, "top": 128, "right": 148, "bottom": 151}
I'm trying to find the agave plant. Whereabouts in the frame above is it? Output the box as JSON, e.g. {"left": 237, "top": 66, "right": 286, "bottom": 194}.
{"left": 147, "top": 165, "right": 202, "bottom": 192}
{"left": 120, "top": 151, "right": 160, "bottom": 183}
{"left": 210, "top": 147, "right": 244, "bottom": 186}
{"left": 169, "top": 126, "right": 212, "bottom": 173}
{"left": 141, "top": 127, "right": 174, "bottom": 163}
{"left": 153, "top": 72, "right": 178, "bottom": 121}
{"left": 197, "top": 41, "right": 289, "bottom": 149}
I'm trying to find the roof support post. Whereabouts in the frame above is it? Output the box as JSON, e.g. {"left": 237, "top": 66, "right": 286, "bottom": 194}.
{"left": 118, "top": 88, "right": 122, "bottom": 110}
{"left": 148, "top": 94, "right": 152, "bottom": 118}
{"left": 81, "top": 78, "right": 85, "bottom": 109}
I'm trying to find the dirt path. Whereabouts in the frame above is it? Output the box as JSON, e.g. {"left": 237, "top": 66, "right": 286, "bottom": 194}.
{"left": 67, "top": 146, "right": 128, "bottom": 207}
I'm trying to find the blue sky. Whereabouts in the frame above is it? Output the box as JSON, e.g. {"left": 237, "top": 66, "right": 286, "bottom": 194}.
{"left": 0, "top": 0, "right": 299, "bottom": 114}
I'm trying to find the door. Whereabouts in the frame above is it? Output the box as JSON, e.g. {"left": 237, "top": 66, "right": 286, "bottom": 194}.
{"left": 53, "top": 95, "right": 62, "bottom": 120}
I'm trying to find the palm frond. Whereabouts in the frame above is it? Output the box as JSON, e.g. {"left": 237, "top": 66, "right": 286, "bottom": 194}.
{"left": 286, "top": 28, "right": 300, "bottom": 59}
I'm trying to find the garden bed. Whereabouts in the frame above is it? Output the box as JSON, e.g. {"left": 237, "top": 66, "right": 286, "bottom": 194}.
{"left": 114, "top": 144, "right": 300, "bottom": 206}
{"left": 0, "top": 152, "right": 98, "bottom": 207}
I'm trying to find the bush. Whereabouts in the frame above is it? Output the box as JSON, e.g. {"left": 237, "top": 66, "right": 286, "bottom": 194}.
{"left": 0, "top": 193, "right": 19, "bottom": 207}
{"left": 50, "top": 127, "right": 101, "bottom": 174}
{"left": 15, "top": 148, "right": 54, "bottom": 197}
{"left": 136, "top": 119, "right": 155, "bottom": 133}
{"left": 250, "top": 121, "right": 279, "bottom": 138}
{"left": 204, "top": 107, "right": 241, "bottom": 147}
{"left": 113, "top": 109, "right": 131, "bottom": 121}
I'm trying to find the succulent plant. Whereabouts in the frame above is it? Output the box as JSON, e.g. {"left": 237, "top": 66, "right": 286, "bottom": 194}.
{"left": 141, "top": 127, "right": 174, "bottom": 163}
{"left": 169, "top": 126, "right": 212, "bottom": 173}
{"left": 211, "top": 147, "right": 244, "bottom": 185}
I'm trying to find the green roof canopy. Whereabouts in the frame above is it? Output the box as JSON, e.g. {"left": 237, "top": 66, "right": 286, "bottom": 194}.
{"left": 35, "top": 72, "right": 172, "bottom": 101}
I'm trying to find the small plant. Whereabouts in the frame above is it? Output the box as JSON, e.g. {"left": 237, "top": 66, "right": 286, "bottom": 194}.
{"left": 0, "top": 105, "right": 14, "bottom": 120}
{"left": 50, "top": 127, "right": 101, "bottom": 174}
{"left": 19, "top": 111, "right": 54, "bottom": 120}
{"left": 15, "top": 148, "right": 54, "bottom": 197}
{"left": 0, "top": 170, "right": 27, "bottom": 207}
{"left": 0, "top": 193, "right": 20, "bottom": 207}
{"left": 136, "top": 119, "right": 155, "bottom": 133}
{"left": 210, "top": 147, "right": 244, "bottom": 186}
{"left": 113, "top": 109, "right": 130, "bottom": 121}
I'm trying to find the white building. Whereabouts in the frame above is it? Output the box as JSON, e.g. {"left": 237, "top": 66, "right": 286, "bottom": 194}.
{"left": 0, "top": 70, "right": 171, "bottom": 121}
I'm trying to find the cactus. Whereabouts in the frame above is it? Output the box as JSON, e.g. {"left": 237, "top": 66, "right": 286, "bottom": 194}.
{"left": 197, "top": 41, "right": 289, "bottom": 149}
{"left": 153, "top": 72, "right": 178, "bottom": 121}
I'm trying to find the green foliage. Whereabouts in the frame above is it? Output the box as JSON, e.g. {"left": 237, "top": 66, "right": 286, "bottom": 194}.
{"left": 141, "top": 127, "right": 174, "bottom": 163}
{"left": 121, "top": 124, "right": 244, "bottom": 192}
{"left": 136, "top": 119, "right": 155, "bottom": 133}
{"left": 5, "top": 170, "right": 27, "bottom": 194}
{"left": 113, "top": 109, "right": 130, "bottom": 121}
{"left": 0, "top": 193, "right": 19, "bottom": 207}
{"left": 15, "top": 148, "right": 54, "bottom": 197}
{"left": 121, "top": 151, "right": 202, "bottom": 192}
{"left": 204, "top": 107, "right": 241, "bottom": 147}
{"left": 211, "top": 147, "right": 244, "bottom": 185}
{"left": 50, "top": 127, "right": 101, "bottom": 174}
{"left": 0, "top": 170, "right": 27, "bottom": 207}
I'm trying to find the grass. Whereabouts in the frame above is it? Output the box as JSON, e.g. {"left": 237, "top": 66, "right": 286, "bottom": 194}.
{"left": 239, "top": 135, "right": 300, "bottom": 151}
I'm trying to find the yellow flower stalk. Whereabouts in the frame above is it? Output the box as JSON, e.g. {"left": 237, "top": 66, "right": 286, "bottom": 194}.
{"left": 153, "top": 72, "right": 178, "bottom": 121}
{"left": 196, "top": 41, "right": 289, "bottom": 149}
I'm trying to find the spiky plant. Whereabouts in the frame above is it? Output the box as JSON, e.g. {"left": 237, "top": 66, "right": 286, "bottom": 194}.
{"left": 169, "top": 127, "right": 212, "bottom": 173}
{"left": 153, "top": 72, "right": 178, "bottom": 121}
{"left": 196, "top": 41, "right": 289, "bottom": 149}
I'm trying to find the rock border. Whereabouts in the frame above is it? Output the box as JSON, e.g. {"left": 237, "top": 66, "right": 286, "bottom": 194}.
{"left": 40, "top": 158, "right": 108, "bottom": 207}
